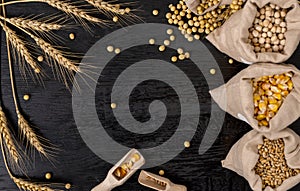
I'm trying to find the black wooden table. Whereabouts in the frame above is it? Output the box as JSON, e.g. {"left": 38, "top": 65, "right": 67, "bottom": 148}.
{"left": 1, "top": 0, "right": 300, "bottom": 190}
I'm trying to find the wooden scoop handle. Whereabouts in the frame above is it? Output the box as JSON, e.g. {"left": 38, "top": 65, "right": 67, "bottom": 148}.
{"left": 91, "top": 180, "right": 114, "bottom": 191}
{"left": 91, "top": 183, "right": 113, "bottom": 191}
{"left": 170, "top": 184, "right": 187, "bottom": 191}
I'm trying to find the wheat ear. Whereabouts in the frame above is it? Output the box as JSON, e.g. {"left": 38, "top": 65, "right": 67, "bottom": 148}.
{"left": 0, "top": 138, "right": 57, "bottom": 191}
{"left": 0, "top": 21, "right": 41, "bottom": 74}
{"left": 32, "top": 35, "right": 80, "bottom": 72}
{"left": 29, "top": 33, "right": 80, "bottom": 87}
{"left": 1, "top": 16, "right": 80, "bottom": 88}
{"left": 0, "top": 107, "right": 20, "bottom": 164}
{"left": 0, "top": 16, "right": 62, "bottom": 31}
{"left": 17, "top": 111, "right": 47, "bottom": 156}
{"left": 85, "top": 0, "right": 128, "bottom": 15}
{"left": 39, "top": 0, "right": 107, "bottom": 25}
{"left": 85, "top": 0, "right": 142, "bottom": 25}
{"left": 13, "top": 177, "right": 56, "bottom": 191}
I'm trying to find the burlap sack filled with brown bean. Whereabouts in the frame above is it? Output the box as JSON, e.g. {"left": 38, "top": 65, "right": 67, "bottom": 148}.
{"left": 222, "top": 128, "right": 300, "bottom": 191}
{"left": 210, "top": 63, "right": 300, "bottom": 132}
{"left": 205, "top": 0, "right": 300, "bottom": 64}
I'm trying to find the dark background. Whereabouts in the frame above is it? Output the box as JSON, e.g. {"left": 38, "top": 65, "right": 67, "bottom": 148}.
{"left": 0, "top": 0, "right": 299, "bottom": 190}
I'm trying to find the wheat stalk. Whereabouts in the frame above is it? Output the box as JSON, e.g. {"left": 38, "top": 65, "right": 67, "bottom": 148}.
{"left": 1, "top": 17, "right": 48, "bottom": 158}
{"left": 17, "top": 112, "right": 47, "bottom": 156}
{"left": 0, "top": 21, "right": 41, "bottom": 74}
{"left": 0, "top": 107, "right": 20, "bottom": 164}
{"left": 0, "top": 1, "right": 63, "bottom": 189}
{"left": 0, "top": 16, "right": 62, "bottom": 31}
{"left": 13, "top": 177, "right": 56, "bottom": 191}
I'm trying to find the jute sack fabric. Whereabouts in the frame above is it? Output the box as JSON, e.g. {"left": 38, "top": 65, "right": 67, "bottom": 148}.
{"left": 210, "top": 63, "right": 300, "bottom": 133}
{"left": 222, "top": 128, "right": 300, "bottom": 191}
{"left": 206, "top": 0, "right": 300, "bottom": 64}
{"left": 185, "top": 0, "right": 234, "bottom": 16}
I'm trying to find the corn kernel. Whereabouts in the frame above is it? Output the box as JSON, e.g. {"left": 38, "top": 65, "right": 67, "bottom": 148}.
{"left": 257, "top": 114, "right": 266, "bottom": 120}
{"left": 258, "top": 101, "right": 267, "bottom": 112}
{"left": 268, "top": 97, "right": 277, "bottom": 104}
{"left": 261, "top": 120, "right": 269, "bottom": 127}
{"left": 281, "top": 90, "right": 289, "bottom": 97}
{"left": 268, "top": 104, "right": 279, "bottom": 112}
{"left": 271, "top": 86, "right": 281, "bottom": 93}
{"left": 278, "top": 84, "right": 288, "bottom": 91}
{"left": 253, "top": 94, "right": 261, "bottom": 101}
{"left": 273, "top": 93, "right": 282, "bottom": 100}
{"left": 252, "top": 72, "right": 293, "bottom": 128}
{"left": 261, "top": 82, "right": 271, "bottom": 90}
{"left": 287, "top": 80, "right": 294, "bottom": 90}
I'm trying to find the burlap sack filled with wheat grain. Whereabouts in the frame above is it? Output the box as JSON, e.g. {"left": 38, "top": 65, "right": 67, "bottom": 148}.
{"left": 210, "top": 63, "right": 300, "bottom": 133}
{"left": 205, "top": 0, "right": 300, "bottom": 64}
{"left": 222, "top": 128, "right": 300, "bottom": 191}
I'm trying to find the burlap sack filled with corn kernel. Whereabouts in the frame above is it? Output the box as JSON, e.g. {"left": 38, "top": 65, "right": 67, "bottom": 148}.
{"left": 223, "top": 128, "right": 300, "bottom": 191}
{"left": 205, "top": 0, "right": 300, "bottom": 64}
{"left": 210, "top": 63, "right": 300, "bottom": 133}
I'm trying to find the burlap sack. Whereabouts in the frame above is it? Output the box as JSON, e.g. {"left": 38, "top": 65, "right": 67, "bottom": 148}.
{"left": 222, "top": 128, "right": 300, "bottom": 191}
{"left": 210, "top": 63, "right": 300, "bottom": 133}
{"left": 206, "top": 0, "right": 300, "bottom": 64}
{"left": 186, "top": 0, "right": 234, "bottom": 16}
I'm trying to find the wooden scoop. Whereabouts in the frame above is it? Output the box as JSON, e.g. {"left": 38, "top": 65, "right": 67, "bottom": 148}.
{"left": 138, "top": 170, "right": 187, "bottom": 191}
{"left": 91, "top": 149, "right": 145, "bottom": 191}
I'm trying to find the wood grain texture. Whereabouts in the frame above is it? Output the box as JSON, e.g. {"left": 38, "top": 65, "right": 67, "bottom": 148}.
{"left": 0, "top": 0, "right": 300, "bottom": 191}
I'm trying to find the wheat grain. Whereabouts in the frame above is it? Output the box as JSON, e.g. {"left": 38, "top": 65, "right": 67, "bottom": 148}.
{"left": 2, "top": 16, "right": 62, "bottom": 31}
{"left": 0, "top": 107, "right": 19, "bottom": 164}
{"left": 13, "top": 177, "right": 55, "bottom": 191}
{"left": 17, "top": 112, "right": 46, "bottom": 156}
{"left": 0, "top": 22, "right": 41, "bottom": 74}
{"left": 39, "top": 0, "right": 106, "bottom": 24}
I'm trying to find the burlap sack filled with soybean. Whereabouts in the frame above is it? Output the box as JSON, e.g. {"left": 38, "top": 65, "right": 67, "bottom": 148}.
{"left": 223, "top": 128, "right": 300, "bottom": 191}
{"left": 205, "top": 0, "right": 300, "bottom": 64}
{"left": 186, "top": 0, "right": 239, "bottom": 16}
{"left": 210, "top": 63, "right": 300, "bottom": 133}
